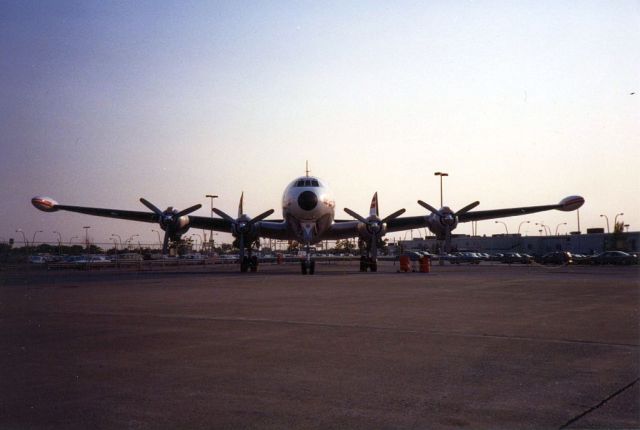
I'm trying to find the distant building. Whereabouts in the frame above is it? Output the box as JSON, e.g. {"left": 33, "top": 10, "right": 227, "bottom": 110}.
{"left": 395, "top": 231, "right": 639, "bottom": 255}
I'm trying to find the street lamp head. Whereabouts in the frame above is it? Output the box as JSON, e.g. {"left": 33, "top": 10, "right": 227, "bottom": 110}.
{"left": 206, "top": 194, "right": 219, "bottom": 198}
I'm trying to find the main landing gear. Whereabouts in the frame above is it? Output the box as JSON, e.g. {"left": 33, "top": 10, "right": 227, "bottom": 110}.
{"left": 359, "top": 255, "right": 378, "bottom": 272}
{"left": 240, "top": 255, "right": 259, "bottom": 273}
{"left": 300, "top": 258, "right": 316, "bottom": 275}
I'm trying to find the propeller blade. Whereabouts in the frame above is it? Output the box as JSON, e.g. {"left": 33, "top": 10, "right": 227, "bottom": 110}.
{"left": 455, "top": 201, "right": 480, "bottom": 216}
{"left": 238, "top": 192, "right": 244, "bottom": 218}
{"left": 162, "top": 231, "right": 170, "bottom": 255}
{"left": 248, "top": 209, "right": 275, "bottom": 225}
{"left": 212, "top": 208, "right": 236, "bottom": 223}
{"left": 369, "top": 192, "right": 379, "bottom": 217}
{"left": 140, "top": 198, "right": 163, "bottom": 215}
{"left": 417, "top": 200, "right": 441, "bottom": 215}
{"left": 176, "top": 203, "right": 202, "bottom": 217}
{"left": 381, "top": 208, "right": 406, "bottom": 223}
{"left": 344, "top": 208, "right": 368, "bottom": 224}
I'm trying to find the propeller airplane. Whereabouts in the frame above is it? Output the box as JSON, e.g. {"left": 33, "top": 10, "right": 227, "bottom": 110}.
{"left": 31, "top": 171, "right": 584, "bottom": 275}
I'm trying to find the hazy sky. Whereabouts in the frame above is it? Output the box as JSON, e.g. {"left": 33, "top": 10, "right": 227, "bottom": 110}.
{"left": 1, "top": 1, "right": 638, "bottom": 247}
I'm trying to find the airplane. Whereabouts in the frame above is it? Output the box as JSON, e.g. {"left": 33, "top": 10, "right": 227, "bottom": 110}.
{"left": 31, "top": 171, "right": 584, "bottom": 275}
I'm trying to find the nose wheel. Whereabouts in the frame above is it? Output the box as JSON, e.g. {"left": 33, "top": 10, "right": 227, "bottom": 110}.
{"left": 300, "top": 259, "right": 316, "bottom": 275}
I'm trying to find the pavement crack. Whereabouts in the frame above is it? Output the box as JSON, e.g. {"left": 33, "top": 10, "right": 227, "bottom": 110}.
{"left": 558, "top": 377, "right": 639, "bottom": 429}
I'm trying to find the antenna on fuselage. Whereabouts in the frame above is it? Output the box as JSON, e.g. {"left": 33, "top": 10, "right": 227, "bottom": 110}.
{"left": 305, "top": 160, "right": 310, "bottom": 177}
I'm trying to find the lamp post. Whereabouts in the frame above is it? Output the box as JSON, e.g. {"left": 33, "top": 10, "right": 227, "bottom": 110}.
{"left": 83, "top": 226, "right": 91, "bottom": 252}
{"left": 53, "top": 231, "right": 62, "bottom": 255}
{"left": 205, "top": 194, "right": 218, "bottom": 252}
{"left": 535, "top": 222, "right": 550, "bottom": 236}
{"left": 434, "top": 172, "right": 448, "bottom": 207}
{"left": 614, "top": 213, "right": 624, "bottom": 231}
{"left": 31, "top": 230, "right": 43, "bottom": 253}
{"left": 599, "top": 214, "right": 610, "bottom": 233}
{"left": 111, "top": 234, "right": 122, "bottom": 249}
{"left": 190, "top": 235, "right": 200, "bottom": 252}
{"left": 125, "top": 234, "right": 139, "bottom": 250}
{"left": 517, "top": 220, "right": 530, "bottom": 235}
{"left": 555, "top": 222, "right": 567, "bottom": 235}
{"left": 15, "top": 229, "right": 28, "bottom": 249}
{"left": 151, "top": 229, "right": 162, "bottom": 249}
{"left": 494, "top": 221, "right": 509, "bottom": 235}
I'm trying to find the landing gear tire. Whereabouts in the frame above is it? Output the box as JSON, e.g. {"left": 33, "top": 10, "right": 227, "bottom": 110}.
{"left": 240, "top": 256, "right": 249, "bottom": 273}
{"left": 360, "top": 256, "right": 368, "bottom": 272}
{"left": 300, "top": 259, "right": 316, "bottom": 275}
{"left": 370, "top": 258, "right": 378, "bottom": 272}
{"left": 250, "top": 255, "right": 258, "bottom": 273}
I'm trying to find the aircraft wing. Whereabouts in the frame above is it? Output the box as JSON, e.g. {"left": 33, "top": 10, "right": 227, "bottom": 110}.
{"left": 32, "top": 197, "right": 285, "bottom": 235}
{"left": 457, "top": 195, "right": 585, "bottom": 223}
{"left": 457, "top": 204, "right": 560, "bottom": 222}
{"left": 37, "top": 202, "right": 160, "bottom": 223}
{"left": 385, "top": 215, "right": 430, "bottom": 233}
{"left": 189, "top": 217, "right": 289, "bottom": 238}
{"left": 323, "top": 215, "right": 431, "bottom": 240}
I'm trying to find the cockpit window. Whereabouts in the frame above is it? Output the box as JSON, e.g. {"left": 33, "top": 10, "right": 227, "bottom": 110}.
{"left": 295, "top": 178, "right": 320, "bottom": 187}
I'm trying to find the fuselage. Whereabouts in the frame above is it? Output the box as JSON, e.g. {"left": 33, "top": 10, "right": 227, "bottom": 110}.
{"left": 281, "top": 176, "right": 335, "bottom": 244}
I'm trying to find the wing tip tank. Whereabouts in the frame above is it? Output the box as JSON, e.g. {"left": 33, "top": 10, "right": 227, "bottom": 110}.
{"left": 31, "top": 196, "right": 59, "bottom": 212}
{"left": 558, "top": 195, "right": 585, "bottom": 212}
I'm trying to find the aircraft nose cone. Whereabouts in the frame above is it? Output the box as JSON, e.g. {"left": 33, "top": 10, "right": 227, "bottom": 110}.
{"left": 298, "top": 191, "right": 318, "bottom": 211}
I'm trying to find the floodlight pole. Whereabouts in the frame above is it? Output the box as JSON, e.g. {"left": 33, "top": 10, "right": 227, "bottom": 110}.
{"left": 205, "top": 194, "right": 218, "bottom": 252}
{"left": 434, "top": 172, "right": 448, "bottom": 207}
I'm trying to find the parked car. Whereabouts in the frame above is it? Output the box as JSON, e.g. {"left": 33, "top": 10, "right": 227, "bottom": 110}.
{"left": 28, "top": 255, "right": 47, "bottom": 264}
{"left": 588, "top": 251, "right": 637, "bottom": 265}
{"left": 500, "top": 252, "right": 533, "bottom": 264}
{"left": 539, "top": 251, "right": 573, "bottom": 265}
{"left": 450, "top": 252, "right": 482, "bottom": 264}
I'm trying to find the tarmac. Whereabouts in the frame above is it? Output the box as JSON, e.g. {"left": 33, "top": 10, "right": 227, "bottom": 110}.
{"left": 1, "top": 262, "right": 639, "bottom": 429}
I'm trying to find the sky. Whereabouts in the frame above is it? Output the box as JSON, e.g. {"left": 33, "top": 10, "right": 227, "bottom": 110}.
{"left": 1, "top": 0, "right": 638, "bottom": 247}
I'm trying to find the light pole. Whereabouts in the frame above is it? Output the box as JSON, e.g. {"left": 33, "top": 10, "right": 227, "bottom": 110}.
{"left": 599, "top": 214, "right": 610, "bottom": 233}
{"left": 494, "top": 221, "right": 509, "bottom": 235}
{"left": 151, "top": 229, "right": 162, "bottom": 248}
{"left": 53, "top": 231, "right": 62, "bottom": 255}
{"left": 205, "top": 194, "right": 218, "bottom": 252}
{"left": 535, "top": 222, "right": 550, "bottom": 236}
{"left": 83, "top": 226, "right": 91, "bottom": 252}
{"left": 614, "top": 213, "right": 624, "bottom": 231}
{"left": 31, "top": 230, "right": 43, "bottom": 252}
{"left": 70, "top": 236, "right": 79, "bottom": 245}
{"left": 111, "top": 234, "right": 122, "bottom": 249}
{"left": 190, "top": 235, "right": 200, "bottom": 252}
{"left": 555, "top": 222, "right": 567, "bottom": 235}
{"left": 517, "top": 220, "right": 530, "bottom": 235}
{"left": 434, "top": 172, "right": 448, "bottom": 207}
{"left": 15, "top": 229, "right": 28, "bottom": 249}
{"left": 125, "top": 234, "right": 139, "bottom": 250}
